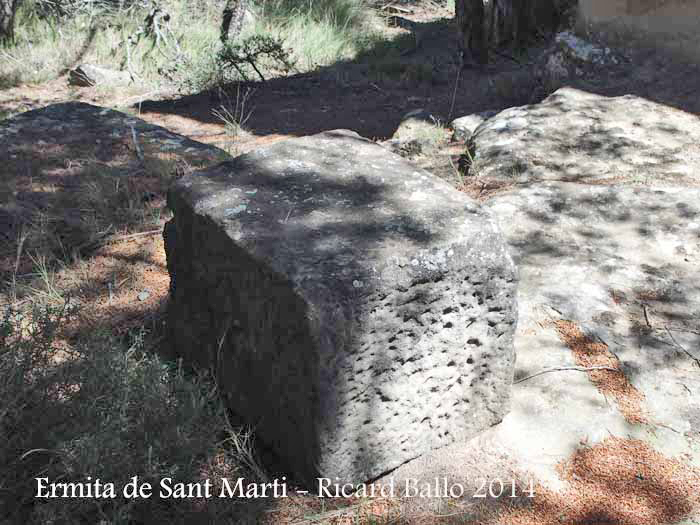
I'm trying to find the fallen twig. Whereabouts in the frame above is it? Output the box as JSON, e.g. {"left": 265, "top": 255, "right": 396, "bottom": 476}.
{"left": 77, "top": 229, "right": 162, "bottom": 252}
{"left": 130, "top": 125, "right": 144, "bottom": 163}
{"left": 113, "top": 89, "right": 164, "bottom": 108}
{"left": 447, "top": 66, "right": 462, "bottom": 123}
{"left": 185, "top": 131, "right": 227, "bottom": 138}
{"left": 380, "top": 4, "right": 412, "bottom": 13}
{"left": 515, "top": 365, "right": 619, "bottom": 384}
{"left": 664, "top": 326, "right": 700, "bottom": 336}
{"left": 642, "top": 303, "right": 652, "bottom": 328}
{"left": 665, "top": 325, "right": 700, "bottom": 368}
{"left": 105, "top": 229, "right": 163, "bottom": 244}
{"left": 653, "top": 422, "right": 682, "bottom": 434}
{"left": 13, "top": 225, "right": 29, "bottom": 277}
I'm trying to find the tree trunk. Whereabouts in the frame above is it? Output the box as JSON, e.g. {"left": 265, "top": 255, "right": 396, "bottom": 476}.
{"left": 488, "top": 0, "right": 560, "bottom": 48}
{"left": 0, "top": 0, "right": 21, "bottom": 47}
{"left": 456, "top": 0, "right": 560, "bottom": 65}
{"left": 221, "top": 0, "right": 249, "bottom": 43}
{"left": 455, "top": 0, "right": 487, "bottom": 66}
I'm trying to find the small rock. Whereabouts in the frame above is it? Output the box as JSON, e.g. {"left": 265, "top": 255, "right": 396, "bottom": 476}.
{"left": 380, "top": 138, "right": 422, "bottom": 158}
{"left": 450, "top": 110, "right": 498, "bottom": 142}
{"left": 389, "top": 109, "right": 445, "bottom": 154}
{"left": 400, "top": 108, "right": 433, "bottom": 123}
{"left": 555, "top": 31, "right": 608, "bottom": 63}
{"left": 392, "top": 109, "right": 438, "bottom": 138}
{"left": 68, "top": 64, "right": 132, "bottom": 87}
{"left": 537, "top": 32, "right": 621, "bottom": 91}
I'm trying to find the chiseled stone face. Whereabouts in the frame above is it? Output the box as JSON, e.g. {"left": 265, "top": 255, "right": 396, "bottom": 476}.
{"left": 164, "top": 129, "right": 518, "bottom": 486}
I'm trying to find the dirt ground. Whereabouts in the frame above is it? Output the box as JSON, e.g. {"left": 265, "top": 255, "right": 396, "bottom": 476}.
{"left": 2, "top": 3, "right": 700, "bottom": 524}
{"left": 2, "top": 2, "right": 698, "bottom": 155}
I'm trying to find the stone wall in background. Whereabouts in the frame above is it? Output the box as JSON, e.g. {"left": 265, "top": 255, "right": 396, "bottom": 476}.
{"left": 578, "top": 0, "right": 700, "bottom": 62}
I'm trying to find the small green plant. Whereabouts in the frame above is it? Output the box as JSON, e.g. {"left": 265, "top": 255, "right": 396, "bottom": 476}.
{"left": 26, "top": 252, "right": 64, "bottom": 303}
{"left": 448, "top": 142, "right": 479, "bottom": 192}
{"left": 217, "top": 34, "right": 295, "bottom": 82}
{"left": 211, "top": 83, "right": 255, "bottom": 155}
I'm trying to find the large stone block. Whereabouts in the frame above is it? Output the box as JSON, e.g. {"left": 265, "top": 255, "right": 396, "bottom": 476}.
{"left": 164, "top": 130, "right": 518, "bottom": 485}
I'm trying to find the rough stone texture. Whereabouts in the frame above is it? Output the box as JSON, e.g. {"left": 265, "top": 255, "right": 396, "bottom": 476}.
{"left": 380, "top": 88, "right": 700, "bottom": 519}
{"left": 450, "top": 110, "right": 498, "bottom": 142}
{"left": 487, "top": 92, "right": 700, "bottom": 449}
{"left": 537, "top": 32, "right": 621, "bottom": 91}
{"left": 553, "top": 31, "right": 618, "bottom": 64}
{"left": 164, "top": 129, "right": 518, "bottom": 485}
{"left": 470, "top": 87, "right": 700, "bottom": 187}
{"left": 393, "top": 109, "right": 437, "bottom": 133}
{"left": 391, "top": 109, "right": 442, "bottom": 142}
{"left": 381, "top": 109, "right": 446, "bottom": 159}
{"left": 68, "top": 64, "right": 133, "bottom": 87}
{"left": 381, "top": 137, "right": 424, "bottom": 158}
{"left": 486, "top": 182, "right": 700, "bottom": 443}
{"left": 0, "top": 102, "right": 228, "bottom": 166}
{"left": 0, "top": 102, "right": 229, "bottom": 252}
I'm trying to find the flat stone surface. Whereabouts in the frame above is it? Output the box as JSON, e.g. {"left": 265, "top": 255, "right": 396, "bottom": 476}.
{"left": 164, "top": 129, "right": 518, "bottom": 485}
{"left": 470, "top": 87, "right": 700, "bottom": 187}
{"left": 484, "top": 181, "right": 700, "bottom": 479}
{"left": 381, "top": 89, "right": 700, "bottom": 522}
{"left": 0, "top": 102, "right": 228, "bottom": 168}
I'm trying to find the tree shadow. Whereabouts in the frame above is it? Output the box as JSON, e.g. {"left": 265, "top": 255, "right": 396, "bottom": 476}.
{"left": 0, "top": 102, "right": 281, "bottom": 523}
{"left": 134, "top": 13, "right": 539, "bottom": 142}
{"left": 475, "top": 89, "right": 700, "bottom": 386}
{"left": 132, "top": 5, "right": 700, "bottom": 157}
{"left": 4, "top": 26, "right": 700, "bottom": 517}
{"left": 572, "top": 24, "right": 700, "bottom": 117}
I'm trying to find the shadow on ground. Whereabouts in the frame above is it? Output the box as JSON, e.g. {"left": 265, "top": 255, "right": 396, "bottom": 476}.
{"left": 134, "top": 14, "right": 541, "bottom": 143}
{"left": 131, "top": 11, "right": 700, "bottom": 152}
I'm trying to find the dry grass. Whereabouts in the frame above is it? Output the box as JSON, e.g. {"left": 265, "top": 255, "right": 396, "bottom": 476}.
{"left": 260, "top": 494, "right": 401, "bottom": 525}
{"left": 0, "top": 112, "right": 257, "bottom": 523}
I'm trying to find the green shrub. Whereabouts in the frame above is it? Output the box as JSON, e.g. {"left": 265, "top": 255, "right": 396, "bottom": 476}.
{"left": 217, "top": 34, "right": 294, "bottom": 81}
